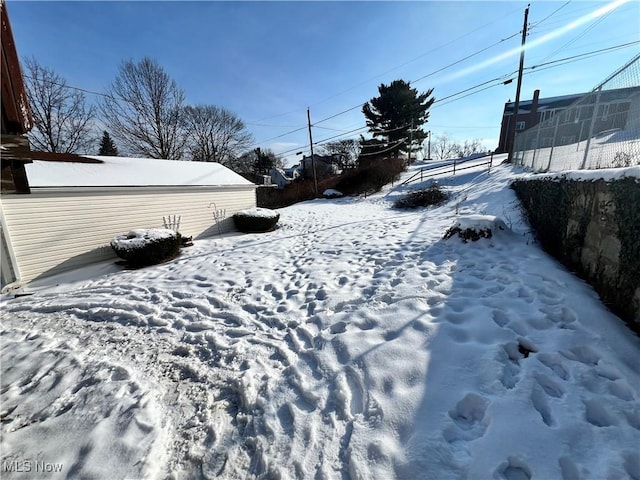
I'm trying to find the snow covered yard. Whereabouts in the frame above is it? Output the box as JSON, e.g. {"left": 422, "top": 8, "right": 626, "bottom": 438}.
{"left": 1, "top": 160, "right": 639, "bottom": 480}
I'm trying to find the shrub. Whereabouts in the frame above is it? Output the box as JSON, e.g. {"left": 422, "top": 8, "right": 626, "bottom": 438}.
{"left": 233, "top": 208, "right": 280, "bottom": 233}
{"left": 334, "top": 157, "right": 405, "bottom": 196}
{"left": 443, "top": 226, "right": 493, "bottom": 242}
{"left": 612, "top": 151, "right": 633, "bottom": 168}
{"left": 394, "top": 183, "right": 448, "bottom": 209}
{"left": 111, "top": 228, "right": 181, "bottom": 266}
{"left": 443, "top": 215, "right": 508, "bottom": 242}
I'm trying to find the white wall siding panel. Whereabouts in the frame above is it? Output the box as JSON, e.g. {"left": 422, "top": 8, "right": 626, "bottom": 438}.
{"left": 2, "top": 186, "right": 256, "bottom": 283}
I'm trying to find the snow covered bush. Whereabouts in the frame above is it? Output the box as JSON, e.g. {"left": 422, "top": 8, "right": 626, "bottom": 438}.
{"left": 233, "top": 208, "right": 280, "bottom": 233}
{"left": 394, "top": 183, "right": 448, "bottom": 209}
{"left": 111, "top": 228, "right": 181, "bottom": 266}
{"left": 443, "top": 215, "right": 508, "bottom": 242}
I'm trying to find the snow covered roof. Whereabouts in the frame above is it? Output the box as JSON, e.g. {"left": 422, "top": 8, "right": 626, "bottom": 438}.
{"left": 25, "top": 155, "right": 255, "bottom": 188}
{"left": 505, "top": 86, "right": 640, "bottom": 115}
{"left": 504, "top": 93, "right": 585, "bottom": 115}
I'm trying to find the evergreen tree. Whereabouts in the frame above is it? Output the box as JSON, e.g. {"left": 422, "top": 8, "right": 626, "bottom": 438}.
{"left": 361, "top": 80, "right": 435, "bottom": 160}
{"left": 252, "top": 148, "right": 279, "bottom": 175}
{"left": 98, "top": 131, "right": 119, "bottom": 156}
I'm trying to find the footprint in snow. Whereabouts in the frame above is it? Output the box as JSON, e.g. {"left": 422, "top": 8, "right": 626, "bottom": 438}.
{"left": 443, "top": 393, "right": 490, "bottom": 443}
{"left": 583, "top": 398, "right": 617, "bottom": 427}
{"left": 531, "top": 373, "right": 564, "bottom": 427}
{"left": 561, "top": 345, "right": 600, "bottom": 366}
{"left": 534, "top": 373, "right": 565, "bottom": 398}
{"left": 531, "top": 385, "right": 554, "bottom": 427}
{"left": 537, "top": 353, "right": 570, "bottom": 381}
{"left": 492, "top": 309, "right": 510, "bottom": 327}
{"left": 497, "top": 339, "right": 535, "bottom": 389}
{"left": 558, "top": 457, "right": 580, "bottom": 480}
{"left": 495, "top": 456, "right": 532, "bottom": 480}
{"left": 330, "top": 321, "right": 347, "bottom": 334}
{"left": 540, "top": 305, "right": 579, "bottom": 327}
{"left": 344, "top": 366, "right": 365, "bottom": 417}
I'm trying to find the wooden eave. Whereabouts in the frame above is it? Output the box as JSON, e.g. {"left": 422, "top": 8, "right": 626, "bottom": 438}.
{"left": 1, "top": 0, "right": 33, "bottom": 135}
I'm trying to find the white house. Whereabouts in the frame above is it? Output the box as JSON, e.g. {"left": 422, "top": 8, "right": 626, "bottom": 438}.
{"left": 0, "top": 155, "right": 257, "bottom": 289}
{"left": 269, "top": 167, "right": 300, "bottom": 189}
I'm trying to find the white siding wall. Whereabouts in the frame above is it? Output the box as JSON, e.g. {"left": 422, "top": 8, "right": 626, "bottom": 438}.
{"left": 1, "top": 185, "right": 256, "bottom": 284}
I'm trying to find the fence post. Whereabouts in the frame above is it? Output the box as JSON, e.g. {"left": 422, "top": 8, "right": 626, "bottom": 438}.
{"left": 577, "top": 120, "right": 585, "bottom": 152}
{"left": 531, "top": 120, "right": 543, "bottom": 170}
{"left": 489, "top": 151, "right": 493, "bottom": 174}
{"left": 546, "top": 114, "right": 560, "bottom": 172}
{"left": 580, "top": 87, "right": 603, "bottom": 169}
{"left": 453, "top": 158, "right": 457, "bottom": 175}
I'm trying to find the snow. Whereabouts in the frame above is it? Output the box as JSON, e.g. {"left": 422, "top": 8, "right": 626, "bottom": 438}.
{"left": 448, "top": 214, "right": 509, "bottom": 234}
{"left": 235, "top": 207, "right": 280, "bottom": 219}
{"left": 323, "top": 188, "right": 344, "bottom": 197}
{"left": 2, "top": 160, "right": 639, "bottom": 479}
{"left": 531, "top": 165, "right": 640, "bottom": 182}
{"left": 111, "top": 228, "right": 179, "bottom": 251}
{"left": 25, "top": 155, "right": 255, "bottom": 188}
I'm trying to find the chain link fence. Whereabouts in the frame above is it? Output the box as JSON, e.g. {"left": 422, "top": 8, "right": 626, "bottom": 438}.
{"left": 513, "top": 53, "right": 640, "bottom": 171}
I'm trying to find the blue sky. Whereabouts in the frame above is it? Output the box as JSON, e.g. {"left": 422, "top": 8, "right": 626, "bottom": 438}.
{"left": 8, "top": 0, "right": 640, "bottom": 165}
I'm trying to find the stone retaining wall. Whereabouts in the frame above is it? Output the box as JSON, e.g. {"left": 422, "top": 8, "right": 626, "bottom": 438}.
{"left": 512, "top": 176, "right": 640, "bottom": 332}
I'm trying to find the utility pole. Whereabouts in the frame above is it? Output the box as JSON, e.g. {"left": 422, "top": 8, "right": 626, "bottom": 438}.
{"left": 408, "top": 119, "right": 414, "bottom": 164}
{"left": 508, "top": 4, "right": 530, "bottom": 163}
{"left": 307, "top": 108, "right": 318, "bottom": 196}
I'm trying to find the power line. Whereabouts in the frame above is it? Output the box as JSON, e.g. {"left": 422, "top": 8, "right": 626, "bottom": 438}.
{"left": 275, "top": 6, "right": 631, "bottom": 142}
{"left": 23, "top": 74, "right": 111, "bottom": 98}
{"left": 434, "top": 71, "right": 517, "bottom": 105}
{"left": 526, "top": 41, "right": 640, "bottom": 71}
{"left": 534, "top": 7, "right": 616, "bottom": 65}
{"left": 275, "top": 39, "right": 639, "bottom": 156}
{"left": 358, "top": 138, "right": 407, "bottom": 157}
{"left": 24, "top": 19, "right": 637, "bottom": 160}
{"left": 254, "top": 4, "right": 526, "bottom": 121}
{"left": 411, "top": 31, "right": 521, "bottom": 85}
{"left": 433, "top": 41, "right": 640, "bottom": 109}
{"left": 253, "top": 126, "right": 308, "bottom": 146}
{"left": 528, "top": 1, "right": 572, "bottom": 30}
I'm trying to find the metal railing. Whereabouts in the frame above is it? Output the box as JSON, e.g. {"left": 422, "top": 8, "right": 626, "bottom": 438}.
{"left": 401, "top": 154, "right": 495, "bottom": 186}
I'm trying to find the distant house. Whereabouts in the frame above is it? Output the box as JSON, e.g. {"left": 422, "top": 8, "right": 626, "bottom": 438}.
{"left": 497, "top": 90, "right": 584, "bottom": 153}
{"left": 268, "top": 156, "right": 339, "bottom": 190}
{"left": 497, "top": 87, "right": 640, "bottom": 153}
{"left": 269, "top": 167, "right": 299, "bottom": 189}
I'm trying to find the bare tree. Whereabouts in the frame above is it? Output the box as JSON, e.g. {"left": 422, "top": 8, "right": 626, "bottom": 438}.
{"left": 23, "top": 57, "right": 96, "bottom": 153}
{"left": 318, "top": 139, "right": 360, "bottom": 170}
{"left": 454, "top": 138, "right": 484, "bottom": 158}
{"left": 429, "top": 133, "right": 458, "bottom": 161}
{"left": 100, "top": 57, "right": 185, "bottom": 159}
{"left": 182, "top": 105, "right": 253, "bottom": 165}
